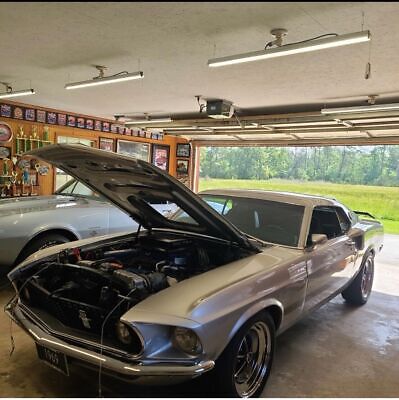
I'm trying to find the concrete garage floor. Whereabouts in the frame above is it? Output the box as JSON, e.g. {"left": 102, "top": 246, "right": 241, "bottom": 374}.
{"left": 0, "top": 235, "right": 398, "bottom": 397}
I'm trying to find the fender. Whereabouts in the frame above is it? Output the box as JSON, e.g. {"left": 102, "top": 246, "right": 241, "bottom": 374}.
{"left": 228, "top": 298, "right": 284, "bottom": 344}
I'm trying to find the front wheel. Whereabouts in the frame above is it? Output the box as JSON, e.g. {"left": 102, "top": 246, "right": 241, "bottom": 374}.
{"left": 210, "top": 311, "right": 275, "bottom": 397}
{"left": 342, "top": 252, "right": 374, "bottom": 305}
{"left": 18, "top": 233, "right": 70, "bottom": 263}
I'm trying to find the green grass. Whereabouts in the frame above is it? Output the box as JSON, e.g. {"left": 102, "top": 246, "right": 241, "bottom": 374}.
{"left": 199, "top": 178, "right": 399, "bottom": 234}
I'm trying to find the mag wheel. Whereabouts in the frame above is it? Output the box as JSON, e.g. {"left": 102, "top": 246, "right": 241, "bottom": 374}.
{"left": 211, "top": 311, "right": 275, "bottom": 398}
{"left": 342, "top": 252, "right": 374, "bottom": 305}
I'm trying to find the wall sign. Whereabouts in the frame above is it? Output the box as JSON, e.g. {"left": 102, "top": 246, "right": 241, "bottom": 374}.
{"left": 152, "top": 144, "right": 170, "bottom": 171}
{"left": 176, "top": 143, "right": 191, "bottom": 158}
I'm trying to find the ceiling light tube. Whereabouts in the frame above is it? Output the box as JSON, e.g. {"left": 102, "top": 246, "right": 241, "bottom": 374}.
{"left": 321, "top": 102, "right": 399, "bottom": 114}
{"left": 0, "top": 88, "right": 35, "bottom": 99}
{"left": 65, "top": 71, "right": 144, "bottom": 90}
{"left": 208, "top": 30, "right": 370, "bottom": 67}
{"left": 125, "top": 117, "right": 172, "bottom": 125}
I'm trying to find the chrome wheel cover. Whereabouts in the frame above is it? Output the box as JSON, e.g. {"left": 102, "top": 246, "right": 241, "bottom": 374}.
{"left": 361, "top": 256, "right": 374, "bottom": 299}
{"left": 233, "top": 321, "right": 271, "bottom": 398}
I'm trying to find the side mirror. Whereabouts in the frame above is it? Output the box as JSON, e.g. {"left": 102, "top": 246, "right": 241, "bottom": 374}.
{"left": 311, "top": 234, "right": 328, "bottom": 246}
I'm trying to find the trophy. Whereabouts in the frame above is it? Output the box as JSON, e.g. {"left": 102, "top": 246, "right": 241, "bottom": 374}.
{"left": 43, "top": 126, "right": 49, "bottom": 143}
{"left": 22, "top": 166, "right": 30, "bottom": 185}
{"left": 30, "top": 176, "right": 37, "bottom": 196}
{"left": 16, "top": 126, "right": 25, "bottom": 154}
{"left": 2, "top": 158, "right": 9, "bottom": 176}
{"left": 12, "top": 156, "right": 18, "bottom": 169}
{"left": 31, "top": 126, "right": 39, "bottom": 149}
{"left": 5, "top": 181, "right": 11, "bottom": 197}
{"left": 10, "top": 170, "right": 18, "bottom": 197}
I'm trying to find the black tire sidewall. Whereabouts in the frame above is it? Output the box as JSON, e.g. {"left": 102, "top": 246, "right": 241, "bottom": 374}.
{"left": 20, "top": 233, "right": 70, "bottom": 262}
{"left": 213, "top": 311, "right": 276, "bottom": 397}
{"left": 360, "top": 253, "right": 374, "bottom": 302}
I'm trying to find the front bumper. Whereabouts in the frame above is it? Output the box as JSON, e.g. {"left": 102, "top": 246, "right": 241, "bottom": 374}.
{"left": 5, "top": 300, "right": 215, "bottom": 385}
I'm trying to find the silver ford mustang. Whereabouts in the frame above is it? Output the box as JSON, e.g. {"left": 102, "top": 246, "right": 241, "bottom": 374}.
{"left": 6, "top": 144, "right": 384, "bottom": 397}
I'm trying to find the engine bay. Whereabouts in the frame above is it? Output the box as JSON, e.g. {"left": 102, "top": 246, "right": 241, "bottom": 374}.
{"left": 17, "top": 231, "right": 252, "bottom": 346}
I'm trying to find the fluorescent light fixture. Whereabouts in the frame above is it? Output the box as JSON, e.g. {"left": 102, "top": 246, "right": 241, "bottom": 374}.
{"left": 0, "top": 88, "right": 35, "bottom": 99}
{"left": 267, "top": 121, "right": 335, "bottom": 128}
{"left": 65, "top": 71, "right": 144, "bottom": 90}
{"left": 321, "top": 102, "right": 399, "bottom": 114}
{"left": 125, "top": 117, "right": 172, "bottom": 125}
{"left": 208, "top": 30, "right": 370, "bottom": 67}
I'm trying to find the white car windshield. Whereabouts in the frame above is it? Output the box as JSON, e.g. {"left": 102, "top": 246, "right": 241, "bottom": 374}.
{"left": 171, "top": 195, "right": 305, "bottom": 247}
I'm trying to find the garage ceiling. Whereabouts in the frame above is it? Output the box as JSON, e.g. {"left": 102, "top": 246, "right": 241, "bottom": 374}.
{"left": 2, "top": 2, "right": 399, "bottom": 144}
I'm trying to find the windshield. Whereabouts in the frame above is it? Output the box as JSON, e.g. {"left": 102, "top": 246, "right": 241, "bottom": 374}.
{"left": 171, "top": 194, "right": 304, "bottom": 247}
{"left": 56, "top": 179, "right": 102, "bottom": 199}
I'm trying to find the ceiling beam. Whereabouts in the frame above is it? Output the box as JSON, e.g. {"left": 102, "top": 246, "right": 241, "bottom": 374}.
{"left": 192, "top": 135, "right": 399, "bottom": 147}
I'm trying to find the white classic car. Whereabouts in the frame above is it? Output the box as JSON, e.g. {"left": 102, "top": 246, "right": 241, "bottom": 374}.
{"left": 0, "top": 177, "right": 176, "bottom": 272}
{"left": 6, "top": 144, "right": 383, "bottom": 397}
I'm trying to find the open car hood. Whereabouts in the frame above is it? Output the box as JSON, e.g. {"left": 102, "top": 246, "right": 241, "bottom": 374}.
{"left": 27, "top": 144, "right": 255, "bottom": 250}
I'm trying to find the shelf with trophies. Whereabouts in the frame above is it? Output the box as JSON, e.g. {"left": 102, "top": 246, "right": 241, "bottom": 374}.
{"left": 0, "top": 124, "right": 52, "bottom": 199}
{"left": 15, "top": 125, "right": 52, "bottom": 155}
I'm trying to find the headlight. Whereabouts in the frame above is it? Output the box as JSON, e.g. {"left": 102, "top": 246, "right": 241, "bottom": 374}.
{"left": 172, "top": 327, "right": 202, "bottom": 355}
{"left": 115, "top": 321, "right": 133, "bottom": 345}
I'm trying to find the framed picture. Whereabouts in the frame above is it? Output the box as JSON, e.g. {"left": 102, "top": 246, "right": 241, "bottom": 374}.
{"left": 77, "top": 117, "right": 85, "bottom": 129}
{"left": 86, "top": 119, "right": 94, "bottom": 130}
{"left": 102, "top": 122, "right": 110, "bottom": 132}
{"left": 37, "top": 110, "right": 46, "bottom": 123}
{"left": 25, "top": 108, "right": 35, "bottom": 121}
{"left": 0, "top": 104, "right": 12, "bottom": 118}
{"left": 58, "top": 114, "right": 67, "bottom": 125}
{"left": 116, "top": 139, "right": 150, "bottom": 161}
{"left": 13, "top": 107, "right": 24, "bottom": 120}
{"left": 176, "top": 159, "right": 189, "bottom": 175}
{"left": 99, "top": 137, "right": 114, "bottom": 152}
{"left": 67, "top": 115, "right": 76, "bottom": 127}
{"left": 176, "top": 143, "right": 191, "bottom": 158}
{"left": 47, "top": 112, "right": 57, "bottom": 124}
{"left": 94, "top": 120, "right": 102, "bottom": 131}
{"left": 152, "top": 144, "right": 170, "bottom": 171}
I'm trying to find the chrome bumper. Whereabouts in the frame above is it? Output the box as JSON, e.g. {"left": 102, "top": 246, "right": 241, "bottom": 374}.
{"left": 6, "top": 301, "right": 215, "bottom": 385}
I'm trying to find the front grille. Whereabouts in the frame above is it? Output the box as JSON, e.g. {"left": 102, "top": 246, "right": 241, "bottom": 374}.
{"left": 21, "top": 282, "right": 143, "bottom": 358}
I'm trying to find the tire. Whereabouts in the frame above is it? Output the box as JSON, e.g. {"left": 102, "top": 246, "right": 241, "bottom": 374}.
{"left": 208, "top": 311, "right": 275, "bottom": 398}
{"left": 342, "top": 252, "right": 374, "bottom": 306}
{"left": 18, "top": 233, "right": 70, "bottom": 263}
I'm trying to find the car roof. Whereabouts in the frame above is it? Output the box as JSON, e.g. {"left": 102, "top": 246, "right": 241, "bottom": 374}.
{"left": 198, "top": 189, "right": 341, "bottom": 208}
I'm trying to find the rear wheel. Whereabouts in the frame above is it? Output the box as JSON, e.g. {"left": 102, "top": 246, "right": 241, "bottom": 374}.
{"left": 18, "top": 233, "right": 70, "bottom": 263}
{"left": 342, "top": 252, "right": 374, "bottom": 305}
{"left": 209, "top": 311, "right": 275, "bottom": 397}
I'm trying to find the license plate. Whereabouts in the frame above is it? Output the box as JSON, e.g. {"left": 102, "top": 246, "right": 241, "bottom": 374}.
{"left": 36, "top": 344, "right": 69, "bottom": 376}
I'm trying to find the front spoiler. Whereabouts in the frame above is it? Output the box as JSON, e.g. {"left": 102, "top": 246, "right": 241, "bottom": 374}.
{"left": 5, "top": 300, "right": 215, "bottom": 385}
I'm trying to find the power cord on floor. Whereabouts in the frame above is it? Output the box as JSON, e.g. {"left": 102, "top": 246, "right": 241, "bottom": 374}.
{"left": 98, "top": 288, "right": 136, "bottom": 398}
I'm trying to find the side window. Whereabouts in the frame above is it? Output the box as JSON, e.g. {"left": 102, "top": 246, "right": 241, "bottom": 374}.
{"left": 308, "top": 206, "right": 345, "bottom": 244}
{"left": 335, "top": 207, "right": 351, "bottom": 233}
{"left": 222, "top": 199, "right": 233, "bottom": 215}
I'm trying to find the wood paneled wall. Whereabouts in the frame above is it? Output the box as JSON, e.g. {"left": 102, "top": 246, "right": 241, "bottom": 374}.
{"left": 1, "top": 102, "right": 191, "bottom": 196}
